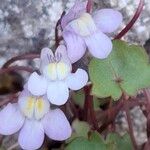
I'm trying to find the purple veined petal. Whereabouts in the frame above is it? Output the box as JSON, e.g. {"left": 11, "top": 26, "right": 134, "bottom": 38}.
{"left": 0, "top": 103, "right": 25, "bottom": 135}
{"left": 40, "top": 47, "right": 54, "bottom": 73}
{"left": 28, "top": 72, "right": 48, "bottom": 96}
{"left": 61, "top": 1, "right": 87, "bottom": 28}
{"left": 65, "top": 69, "right": 88, "bottom": 90}
{"left": 63, "top": 31, "right": 86, "bottom": 63}
{"left": 18, "top": 119, "right": 44, "bottom": 150}
{"left": 92, "top": 9, "right": 123, "bottom": 33}
{"left": 55, "top": 45, "right": 72, "bottom": 80}
{"left": 42, "top": 109, "right": 72, "bottom": 141}
{"left": 84, "top": 31, "right": 112, "bottom": 59}
{"left": 55, "top": 45, "right": 72, "bottom": 69}
{"left": 55, "top": 45, "right": 68, "bottom": 59}
{"left": 47, "top": 81, "right": 69, "bottom": 105}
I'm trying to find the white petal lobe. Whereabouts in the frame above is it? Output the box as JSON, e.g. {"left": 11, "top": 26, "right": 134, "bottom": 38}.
{"left": 66, "top": 69, "right": 88, "bottom": 90}
{"left": 28, "top": 72, "right": 47, "bottom": 96}
{"left": 42, "top": 109, "right": 72, "bottom": 141}
{"left": 18, "top": 120, "right": 44, "bottom": 150}
{"left": 0, "top": 103, "right": 24, "bottom": 135}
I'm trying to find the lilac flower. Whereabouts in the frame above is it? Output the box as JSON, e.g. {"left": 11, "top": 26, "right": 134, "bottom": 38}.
{"left": 27, "top": 45, "right": 88, "bottom": 105}
{"left": 61, "top": 1, "right": 123, "bottom": 63}
{"left": 0, "top": 90, "right": 72, "bottom": 150}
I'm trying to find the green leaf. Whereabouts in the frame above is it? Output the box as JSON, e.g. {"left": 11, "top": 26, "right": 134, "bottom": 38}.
{"left": 66, "top": 132, "right": 106, "bottom": 150}
{"left": 72, "top": 119, "right": 90, "bottom": 137}
{"left": 89, "top": 40, "right": 150, "bottom": 99}
{"left": 72, "top": 90, "right": 85, "bottom": 108}
{"left": 106, "top": 133, "right": 133, "bottom": 150}
{"left": 66, "top": 131, "right": 132, "bottom": 150}
{"left": 72, "top": 90, "right": 107, "bottom": 110}
{"left": 66, "top": 119, "right": 90, "bottom": 143}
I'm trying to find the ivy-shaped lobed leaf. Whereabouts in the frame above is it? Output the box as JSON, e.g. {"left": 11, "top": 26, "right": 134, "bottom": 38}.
{"left": 65, "top": 132, "right": 132, "bottom": 150}
{"left": 65, "top": 132, "right": 106, "bottom": 150}
{"left": 106, "top": 133, "right": 133, "bottom": 150}
{"left": 89, "top": 40, "right": 150, "bottom": 100}
{"left": 66, "top": 119, "right": 90, "bottom": 143}
{"left": 72, "top": 90, "right": 109, "bottom": 110}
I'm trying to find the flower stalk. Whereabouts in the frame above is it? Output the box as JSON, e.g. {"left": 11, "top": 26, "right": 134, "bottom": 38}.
{"left": 123, "top": 93, "right": 138, "bottom": 150}
{"left": 115, "top": 0, "right": 144, "bottom": 39}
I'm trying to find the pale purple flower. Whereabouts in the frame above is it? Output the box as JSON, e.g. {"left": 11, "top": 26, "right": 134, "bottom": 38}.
{"left": 0, "top": 90, "right": 72, "bottom": 150}
{"left": 27, "top": 45, "right": 88, "bottom": 106}
{"left": 61, "top": 1, "right": 123, "bottom": 63}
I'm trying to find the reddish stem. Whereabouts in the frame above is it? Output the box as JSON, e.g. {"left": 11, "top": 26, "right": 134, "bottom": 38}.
{"left": 83, "top": 85, "right": 99, "bottom": 130}
{"left": 123, "top": 94, "right": 138, "bottom": 150}
{"left": 0, "top": 94, "right": 18, "bottom": 107}
{"left": 55, "top": 11, "right": 66, "bottom": 48}
{"left": 114, "top": 0, "right": 144, "bottom": 39}
{"left": 0, "top": 66, "right": 36, "bottom": 74}
{"left": 98, "top": 97, "right": 146, "bottom": 133}
{"left": 2, "top": 53, "right": 40, "bottom": 68}
{"left": 98, "top": 99, "right": 123, "bottom": 132}
{"left": 143, "top": 89, "right": 150, "bottom": 138}
{"left": 84, "top": 86, "right": 91, "bottom": 121}
{"left": 86, "top": 0, "right": 93, "bottom": 13}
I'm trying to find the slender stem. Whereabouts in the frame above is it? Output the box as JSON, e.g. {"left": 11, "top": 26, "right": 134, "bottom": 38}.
{"left": 114, "top": 0, "right": 144, "bottom": 39}
{"left": 83, "top": 86, "right": 91, "bottom": 122}
{"left": 144, "top": 89, "right": 150, "bottom": 107}
{"left": 98, "top": 99, "right": 123, "bottom": 132}
{"left": 0, "top": 66, "right": 36, "bottom": 74}
{"left": 123, "top": 94, "right": 138, "bottom": 150}
{"left": 0, "top": 94, "right": 18, "bottom": 107}
{"left": 108, "top": 99, "right": 116, "bottom": 132}
{"left": 83, "top": 85, "right": 99, "bottom": 130}
{"left": 55, "top": 11, "right": 66, "bottom": 48}
{"left": 97, "top": 97, "right": 146, "bottom": 133}
{"left": 89, "top": 96, "right": 99, "bottom": 130}
{"left": 143, "top": 89, "right": 150, "bottom": 138}
{"left": 86, "top": 0, "right": 93, "bottom": 13}
{"left": 2, "top": 53, "right": 40, "bottom": 68}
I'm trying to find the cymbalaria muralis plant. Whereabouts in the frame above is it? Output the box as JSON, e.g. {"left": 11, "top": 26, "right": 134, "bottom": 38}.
{"left": 0, "top": 0, "right": 149, "bottom": 150}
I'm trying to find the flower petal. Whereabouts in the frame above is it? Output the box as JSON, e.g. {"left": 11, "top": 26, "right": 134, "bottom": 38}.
{"left": 0, "top": 103, "right": 24, "bottom": 135}
{"left": 34, "top": 96, "right": 50, "bottom": 120}
{"left": 28, "top": 72, "right": 48, "bottom": 96}
{"left": 63, "top": 31, "right": 86, "bottom": 63}
{"left": 66, "top": 13, "right": 97, "bottom": 37}
{"left": 92, "top": 9, "right": 123, "bottom": 33}
{"left": 55, "top": 45, "right": 72, "bottom": 69}
{"left": 42, "top": 109, "right": 72, "bottom": 141}
{"left": 47, "top": 81, "right": 69, "bottom": 105}
{"left": 66, "top": 69, "right": 88, "bottom": 90}
{"left": 61, "top": 1, "right": 87, "bottom": 28}
{"left": 84, "top": 31, "right": 112, "bottom": 59}
{"left": 18, "top": 119, "right": 44, "bottom": 150}
{"left": 55, "top": 45, "right": 68, "bottom": 59}
{"left": 41, "top": 47, "right": 54, "bottom": 64}
{"left": 18, "top": 91, "right": 35, "bottom": 119}
{"left": 40, "top": 47, "right": 54, "bottom": 72}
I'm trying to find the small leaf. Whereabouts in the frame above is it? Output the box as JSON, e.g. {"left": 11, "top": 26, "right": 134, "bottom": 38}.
{"left": 66, "top": 132, "right": 106, "bottom": 150}
{"left": 72, "top": 90, "right": 105, "bottom": 110}
{"left": 67, "top": 119, "right": 90, "bottom": 143}
{"left": 72, "top": 90, "right": 85, "bottom": 108}
{"left": 106, "top": 133, "right": 133, "bottom": 150}
{"left": 72, "top": 119, "right": 90, "bottom": 137}
{"left": 89, "top": 40, "right": 150, "bottom": 99}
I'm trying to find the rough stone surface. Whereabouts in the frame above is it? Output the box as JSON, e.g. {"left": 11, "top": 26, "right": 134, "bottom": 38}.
{"left": 0, "top": 0, "right": 150, "bottom": 60}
